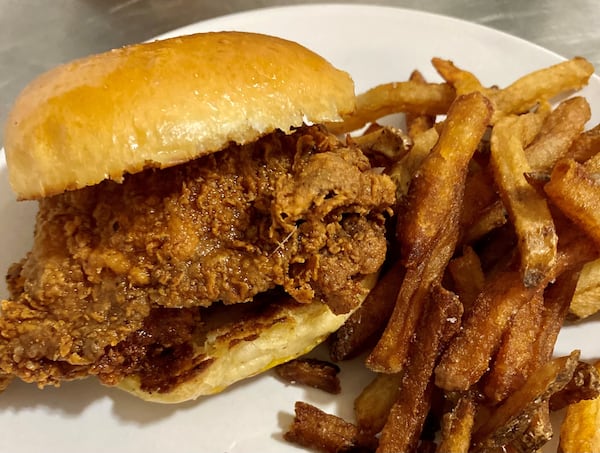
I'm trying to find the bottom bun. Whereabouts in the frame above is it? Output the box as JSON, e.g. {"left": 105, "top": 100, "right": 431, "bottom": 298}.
{"left": 115, "top": 273, "right": 378, "bottom": 403}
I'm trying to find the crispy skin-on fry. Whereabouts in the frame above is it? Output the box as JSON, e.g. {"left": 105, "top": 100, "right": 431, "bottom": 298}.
{"left": 569, "top": 258, "right": 600, "bottom": 319}
{"left": 435, "top": 268, "right": 540, "bottom": 391}
{"left": 401, "top": 93, "right": 493, "bottom": 267}
{"left": 275, "top": 358, "right": 341, "bottom": 394}
{"left": 459, "top": 160, "right": 501, "bottom": 244}
{"left": 405, "top": 70, "right": 436, "bottom": 138}
{"left": 559, "top": 360, "right": 600, "bottom": 453}
{"left": 507, "top": 265, "right": 581, "bottom": 450}
{"left": 378, "top": 382, "right": 435, "bottom": 453}
{"left": 483, "top": 292, "right": 545, "bottom": 403}
{"left": 367, "top": 93, "right": 491, "bottom": 374}
{"left": 447, "top": 246, "right": 485, "bottom": 314}
{"left": 490, "top": 111, "right": 557, "bottom": 287}
{"left": 461, "top": 200, "right": 507, "bottom": 245}
{"left": 510, "top": 402, "right": 553, "bottom": 453}
{"left": 377, "top": 286, "right": 462, "bottom": 453}
{"left": 330, "top": 261, "right": 404, "bottom": 361}
{"left": 354, "top": 285, "right": 461, "bottom": 439}
{"left": 490, "top": 57, "right": 594, "bottom": 121}
{"left": 476, "top": 224, "right": 518, "bottom": 277}
{"left": 349, "top": 125, "right": 411, "bottom": 162}
{"left": 545, "top": 157, "right": 600, "bottom": 248}
{"left": 550, "top": 360, "right": 600, "bottom": 411}
{"left": 284, "top": 402, "right": 374, "bottom": 453}
{"left": 388, "top": 126, "right": 439, "bottom": 201}
{"left": 365, "top": 238, "right": 452, "bottom": 374}
{"left": 461, "top": 162, "right": 497, "bottom": 222}
{"left": 327, "top": 81, "right": 455, "bottom": 134}
{"left": 354, "top": 372, "right": 402, "bottom": 436}
{"left": 435, "top": 231, "right": 598, "bottom": 391}
{"left": 526, "top": 96, "right": 591, "bottom": 172}
{"left": 533, "top": 267, "right": 579, "bottom": 364}
{"left": 566, "top": 123, "right": 600, "bottom": 162}
{"left": 431, "top": 57, "right": 486, "bottom": 96}
{"left": 436, "top": 393, "right": 476, "bottom": 453}
{"left": 583, "top": 147, "right": 600, "bottom": 172}
{"left": 471, "top": 351, "right": 580, "bottom": 452}
{"left": 281, "top": 59, "right": 600, "bottom": 453}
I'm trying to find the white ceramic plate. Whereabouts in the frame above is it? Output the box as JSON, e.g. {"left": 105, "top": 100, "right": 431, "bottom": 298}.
{"left": 1, "top": 4, "right": 599, "bottom": 453}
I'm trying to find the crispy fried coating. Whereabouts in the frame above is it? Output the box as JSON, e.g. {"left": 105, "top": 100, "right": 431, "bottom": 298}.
{"left": 0, "top": 125, "right": 395, "bottom": 389}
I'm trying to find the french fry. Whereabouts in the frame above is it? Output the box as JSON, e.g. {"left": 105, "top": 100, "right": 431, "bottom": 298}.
{"left": 327, "top": 80, "right": 455, "bottom": 134}
{"left": 354, "top": 282, "right": 461, "bottom": 435}
{"left": 378, "top": 381, "right": 435, "bottom": 453}
{"left": 533, "top": 266, "right": 580, "bottom": 365}
{"left": 559, "top": 360, "right": 600, "bottom": 453}
{"left": 545, "top": 157, "right": 600, "bottom": 248}
{"left": 447, "top": 246, "right": 485, "bottom": 314}
{"left": 365, "top": 231, "right": 456, "bottom": 375}
{"left": 435, "top": 266, "right": 540, "bottom": 391}
{"left": 459, "top": 159, "right": 501, "bottom": 244}
{"left": 549, "top": 360, "right": 600, "bottom": 411}
{"left": 436, "top": 393, "right": 476, "bottom": 453}
{"left": 377, "top": 286, "right": 462, "bottom": 453}
{"left": 431, "top": 57, "right": 487, "bottom": 96}
{"left": 275, "top": 358, "right": 341, "bottom": 394}
{"left": 367, "top": 92, "right": 492, "bottom": 373}
{"left": 482, "top": 292, "right": 545, "bottom": 403}
{"left": 349, "top": 125, "right": 411, "bottom": 162}
{"left": 405, "top": 70, "right": 436, "bottom": 138}
{"left": 490, "top": 111, "right": 557, "bottom": 287}
{"left": 354, "top": 372, "right": 402, "bottom": 437}
{"left": 508, "top": 268, "right": 583, "bottom": 451}
{"left": 490, "top": 57, "right": 594, "bottom": 121}
{"left": 284, "top": 401, "right": 374, "bottom": 453}
{"left": 400, "top": 92, "right": 493, "bottom": 268}
{"left": 565, "top": 123, "right": 600, "bottom": 162}
{"left": 471, "top": 351, "right": 580, "bottom": 451}
{"left": 388, "top": 126, "right": 439, "bottom": 201}
{"left": 435, "top": 229, "right": 598, "bottom": 391}
{"left": 583, "top": 146, "right": 600, "bottom": 172}
{"left": 461, "top": 200, "right": 507, "bottom": 245}
{"left": 569, "top": 257, "right": 600, "bottom": 319}
{"left": 526, "top": 96, "right": 591, "bottom": 172}
{"left": 281, "top": 57, "right": 600, "bottom": 453}
{"left": 330, "top": 260, "right": 404, "bottom": 361}
{"left": 510, "top": 402, "right": 553, "bottom": 453}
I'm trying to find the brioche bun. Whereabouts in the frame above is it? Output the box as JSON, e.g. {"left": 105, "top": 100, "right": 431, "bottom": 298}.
{"left": 4, "top": 31, "right": 355, "bottom": 200}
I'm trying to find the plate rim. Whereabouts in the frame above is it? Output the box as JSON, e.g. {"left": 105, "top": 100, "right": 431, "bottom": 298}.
{"left": 1, "top": 5, "right": 599, "bottom": 453}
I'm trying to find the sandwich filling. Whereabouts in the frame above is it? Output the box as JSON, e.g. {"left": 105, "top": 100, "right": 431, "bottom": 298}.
{"left": 0, "top": 125, "right": 395, "bottom": 392}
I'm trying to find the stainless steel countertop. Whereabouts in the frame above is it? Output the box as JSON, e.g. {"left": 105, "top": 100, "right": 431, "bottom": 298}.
{"left": 1, "top": 0, "right": 599, "bottom": 144}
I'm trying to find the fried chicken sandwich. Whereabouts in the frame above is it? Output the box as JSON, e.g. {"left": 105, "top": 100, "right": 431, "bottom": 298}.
{"left": 0, "top": 31, "right": 395, "bottom": 402}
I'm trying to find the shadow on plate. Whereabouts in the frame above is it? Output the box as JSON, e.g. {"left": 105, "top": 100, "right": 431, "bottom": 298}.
{"left": 1, "top": 378, "right": 113, "bottom": 418}
{"left": 1, "top": 374, "right": 209, "bottom": 424}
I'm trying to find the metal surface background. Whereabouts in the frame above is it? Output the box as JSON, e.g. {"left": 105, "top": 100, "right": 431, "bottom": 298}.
{"left": 1, "top": 0, "right": 599, "bottom": 143}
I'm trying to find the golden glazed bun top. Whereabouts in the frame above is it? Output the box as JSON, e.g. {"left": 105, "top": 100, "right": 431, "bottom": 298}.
{"left": 4, "top": 31, "right": 355, "bottom": 200}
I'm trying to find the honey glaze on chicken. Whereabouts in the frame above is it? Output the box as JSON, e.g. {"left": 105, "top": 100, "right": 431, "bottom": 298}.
{"left": 0, "top": 125, "right": 395, "bottom": 392}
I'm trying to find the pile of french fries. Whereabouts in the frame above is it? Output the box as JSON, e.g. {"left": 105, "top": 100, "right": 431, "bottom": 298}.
{"left": 284, "top": 56, "right": 600, "bottom": 452}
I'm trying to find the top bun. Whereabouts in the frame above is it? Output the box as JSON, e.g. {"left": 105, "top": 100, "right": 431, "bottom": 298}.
{"left": 4, "top": 31, "right": 355, "bottom": 200}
